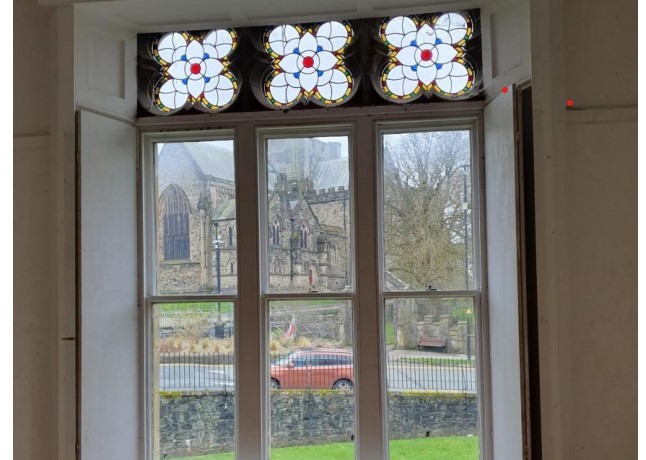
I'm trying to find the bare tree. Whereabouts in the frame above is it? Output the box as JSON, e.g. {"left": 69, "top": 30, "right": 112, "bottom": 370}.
{"left": 383, "top": 130, "right": 472, "bottom": 290}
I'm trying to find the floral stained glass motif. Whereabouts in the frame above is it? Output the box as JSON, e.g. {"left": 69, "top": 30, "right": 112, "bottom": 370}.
{"left": 378, "top": 13, "right": 476, "bottom": 101}
{"left": 153, "top": 29, "right": 239, "bottom": 112}
{"left": 262, "top": 21, "right": 355, "bottom": 108}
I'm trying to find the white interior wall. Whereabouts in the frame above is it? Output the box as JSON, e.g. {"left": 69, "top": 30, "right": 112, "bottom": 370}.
{"left": 480, "top": 0, "right": 531, "bottom": 94}
{"left": 74, "top": 10, "right": 140, "bottom": 460}
{"left": 78, "top": 110, "right": 138, "bottom": 460}
{"left": 483, "top": 91, "right": 523, "bottom": 460}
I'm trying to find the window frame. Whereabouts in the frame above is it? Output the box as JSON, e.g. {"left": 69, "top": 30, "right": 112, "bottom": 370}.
{"left": 375, "top": 119, "right": 490, "bottom": 458}
{"left": 138, "top": 103, "right": 491, "bottom": 460}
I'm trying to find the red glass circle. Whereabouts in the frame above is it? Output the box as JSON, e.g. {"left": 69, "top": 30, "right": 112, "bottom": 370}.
{"left": 190, "top": 63, "right": 202, "bottom": 75}
{"left": 302, "top": 56, "right": 315, "bottom": 68}
{"left": 420, "top": 49, "right": 433, "bottom": 61}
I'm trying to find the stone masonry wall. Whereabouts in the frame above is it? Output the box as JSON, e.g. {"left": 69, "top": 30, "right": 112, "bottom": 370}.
{"left": 159, "top": 391, "right": 478, "bottom": 458}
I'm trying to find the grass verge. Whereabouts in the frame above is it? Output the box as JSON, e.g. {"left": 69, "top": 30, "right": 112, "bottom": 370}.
{"left": 167, "top": 435, "right": 478, "bottom": 460}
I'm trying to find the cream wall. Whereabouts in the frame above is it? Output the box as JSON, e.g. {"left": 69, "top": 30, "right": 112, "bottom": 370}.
{"left": 14, "top": 0, "right": 59, "bottom": 459}
{"left": 13, "top": 0, "right": 637, "bottom": 459}
{"left": 531, "top": 0, "right": 637, "bottom": 459}
{"left": 14, "top": 135, "right": 57, "bottom": 459}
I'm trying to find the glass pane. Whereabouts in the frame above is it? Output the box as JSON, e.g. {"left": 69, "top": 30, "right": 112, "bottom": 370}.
{"left": 268, "top": 299, "right": 355, "bottom": 458}
{"left": 152, "top": 302, "right": 236, "bottom": 459}
{"left": 382, "top": 129, "right": 473, "bottom": 291}
{"left": 264, "top": 134, "right": 352, "bottom": 293}
{"left": 155, "top": 139, "right": 237, "bottom": 295}
{"left": 384, "top": 297, "right": 479, "bottom": 459}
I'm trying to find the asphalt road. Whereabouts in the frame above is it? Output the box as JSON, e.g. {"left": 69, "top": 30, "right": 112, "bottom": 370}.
{"left": 159, "top": 363, "right": 477, "bottom": 393}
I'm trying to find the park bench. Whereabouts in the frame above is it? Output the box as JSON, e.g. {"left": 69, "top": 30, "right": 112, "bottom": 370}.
{"left": 417, "top": 336, "right": 448, "bottom": 352}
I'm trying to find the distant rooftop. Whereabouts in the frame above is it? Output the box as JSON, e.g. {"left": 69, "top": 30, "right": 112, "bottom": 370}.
{"left": 161, "top": 141, "right": 349, "bottom": 191}
{"left": 313, "top": 158, "right": 349, "bottom": 191}
{"left": 212, "top": 198, "right": 236, "bottom": 221}
{"left": 160, "top": 142, "right": 235, "bottom": 183}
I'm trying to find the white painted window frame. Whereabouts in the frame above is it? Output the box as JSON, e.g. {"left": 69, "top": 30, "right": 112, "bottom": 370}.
{"left": 138, "top": 103, "right": 492, "bottom": 460}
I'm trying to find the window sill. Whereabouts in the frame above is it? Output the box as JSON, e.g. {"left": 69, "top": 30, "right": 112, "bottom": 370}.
{"left": 160, "top": 260, "right": 198, "bottom": 266}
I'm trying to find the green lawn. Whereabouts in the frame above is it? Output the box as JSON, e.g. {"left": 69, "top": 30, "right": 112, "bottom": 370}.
{"left": 168, "top": 436, "right": 478, "bottom": 460}
{"left": 269, "top": 299, "right": 347, "bottom": 308}
{"left": 159, "top": 302, "right": 234, "bottom": 314}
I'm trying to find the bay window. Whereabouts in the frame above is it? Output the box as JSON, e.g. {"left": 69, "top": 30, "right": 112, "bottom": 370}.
{"left": 72, "top": 7, "right": 532, "bottom": 460}
{"left": 141, "top": 112, "right": 487, "bottom": 459}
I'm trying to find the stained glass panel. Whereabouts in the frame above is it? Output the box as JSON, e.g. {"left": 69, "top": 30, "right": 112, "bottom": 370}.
{"left": 376, "top": 13, "right": 477, "bottom": 102}
{"left": 136, "top": 11, "right": 481, "bottom": 116}
{"left": 260, "top": 21, "right": 356, "bottom": 109}
{"left": 145, "top": 29, "right": 240, "bottom": 114}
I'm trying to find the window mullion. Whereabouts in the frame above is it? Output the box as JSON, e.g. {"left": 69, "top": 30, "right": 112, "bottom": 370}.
{"left": 234, "top": 122, "right": 266, "bottom": 459}
{"left": 354, "top": 117, "right": 388, "bottom": 460}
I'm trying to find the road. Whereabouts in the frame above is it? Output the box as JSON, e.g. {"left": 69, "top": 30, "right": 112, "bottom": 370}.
{"left": 159, "top": 363, "right": 477, "bottom": 393}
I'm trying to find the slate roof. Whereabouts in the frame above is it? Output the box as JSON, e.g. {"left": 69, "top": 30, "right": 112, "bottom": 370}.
{"left": 212, "top": 198, "right": 236, "bottom": 221}
{"left": 161, "top": 142, "right": 235, "bottom": 183}
{"left": 312, "top": 158, "right": 349, "bottom": 191}
{"left": 162, "top": 141, "right": 349, "bottom": 191}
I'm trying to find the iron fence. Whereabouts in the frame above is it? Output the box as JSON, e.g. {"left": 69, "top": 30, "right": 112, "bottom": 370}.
{"left": 158, "top": 352, "right": 477, "bottom": 393}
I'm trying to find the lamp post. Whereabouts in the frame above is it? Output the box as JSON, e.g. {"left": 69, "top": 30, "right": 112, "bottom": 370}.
{"left": 289, "top": 217, "right": 295, "bottom": 287}
{"left": 213, "top": 223, "right": 223, "bottom": 321}
{"left": 465, "top": 307, "right": 472, "bottom": 361}
{"left": 460, "top": 163, "right": 470, "bottom": 289}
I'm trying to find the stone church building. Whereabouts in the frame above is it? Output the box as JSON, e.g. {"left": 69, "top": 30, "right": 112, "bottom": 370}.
{"left": 156, "top": 138, "right": 351, "bottom": 295}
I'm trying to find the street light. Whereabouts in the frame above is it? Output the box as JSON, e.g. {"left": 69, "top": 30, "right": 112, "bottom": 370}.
{"left": 465, "top": 307, "right": 472, "bottom": 361}
{"left": 460, "top": 163, "right": 470, "bottom": 290}
{"left": 289, "top": 217, "right": 295, "bottom": 287}
{"left": 213, "top": 223, "right": 223, "bottom": 321}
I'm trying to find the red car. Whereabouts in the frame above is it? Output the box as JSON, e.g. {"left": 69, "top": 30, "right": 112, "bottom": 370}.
{"left": 270, "top": 348, "right": 354, "bottom": 390}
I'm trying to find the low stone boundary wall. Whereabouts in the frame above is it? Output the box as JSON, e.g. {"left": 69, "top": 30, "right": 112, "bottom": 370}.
{"left": 159, "top": 390, "right": 477, "bottom": 458}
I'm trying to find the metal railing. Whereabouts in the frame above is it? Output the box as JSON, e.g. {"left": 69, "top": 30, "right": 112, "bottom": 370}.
{"left": 158, "top": 352, "right": 477, "bottom": 393}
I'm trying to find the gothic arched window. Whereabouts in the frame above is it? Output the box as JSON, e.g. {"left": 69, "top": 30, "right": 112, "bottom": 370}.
{"left": 300, "top": 223, "right": 309, "bottom": 249}
{"left": 272, "top": 219, "right": 281, "bottom": 246}
{"left": 160, "top": 184, "right": 190, "bottom": 260}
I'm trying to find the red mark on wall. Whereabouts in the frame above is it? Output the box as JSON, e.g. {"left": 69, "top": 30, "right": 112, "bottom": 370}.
{"left": 566, "top": 99, "right": 574, "bottom": 107}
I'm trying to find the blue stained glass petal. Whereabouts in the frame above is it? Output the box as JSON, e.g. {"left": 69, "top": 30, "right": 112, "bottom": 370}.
{"left": 410, "top": 39, "right": 417, "bottom": 47}
{"left": 317, "top": 45, "right": 323, "bottom": 52}
{"left": 317, "top": 70, "right": 324, "bottom": 76}
{"left": 411, "top": 65, "right": 418, "bottom": 71}
{"left": 435, "top": 38, "right": 443, "bottom": 45}
{"left": 182, "top": 78, "right": 188, "bottom": 84}
{"left": 203, "top": 53, "right": 210, "bottom": 59}
{"left": 204, "top": 77, "right": 211, "bottom": 83}
{"left": 294, "top": 72, "right": 300, "bottom": 79}
{"left": 181, "top": 54, "right": 187, "bottom": 61}
{"left": 436, "top": 63, "right": 443, "bottom": 69}
{"left": 293, "top": 47, "right": 300, "bottom": 55}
